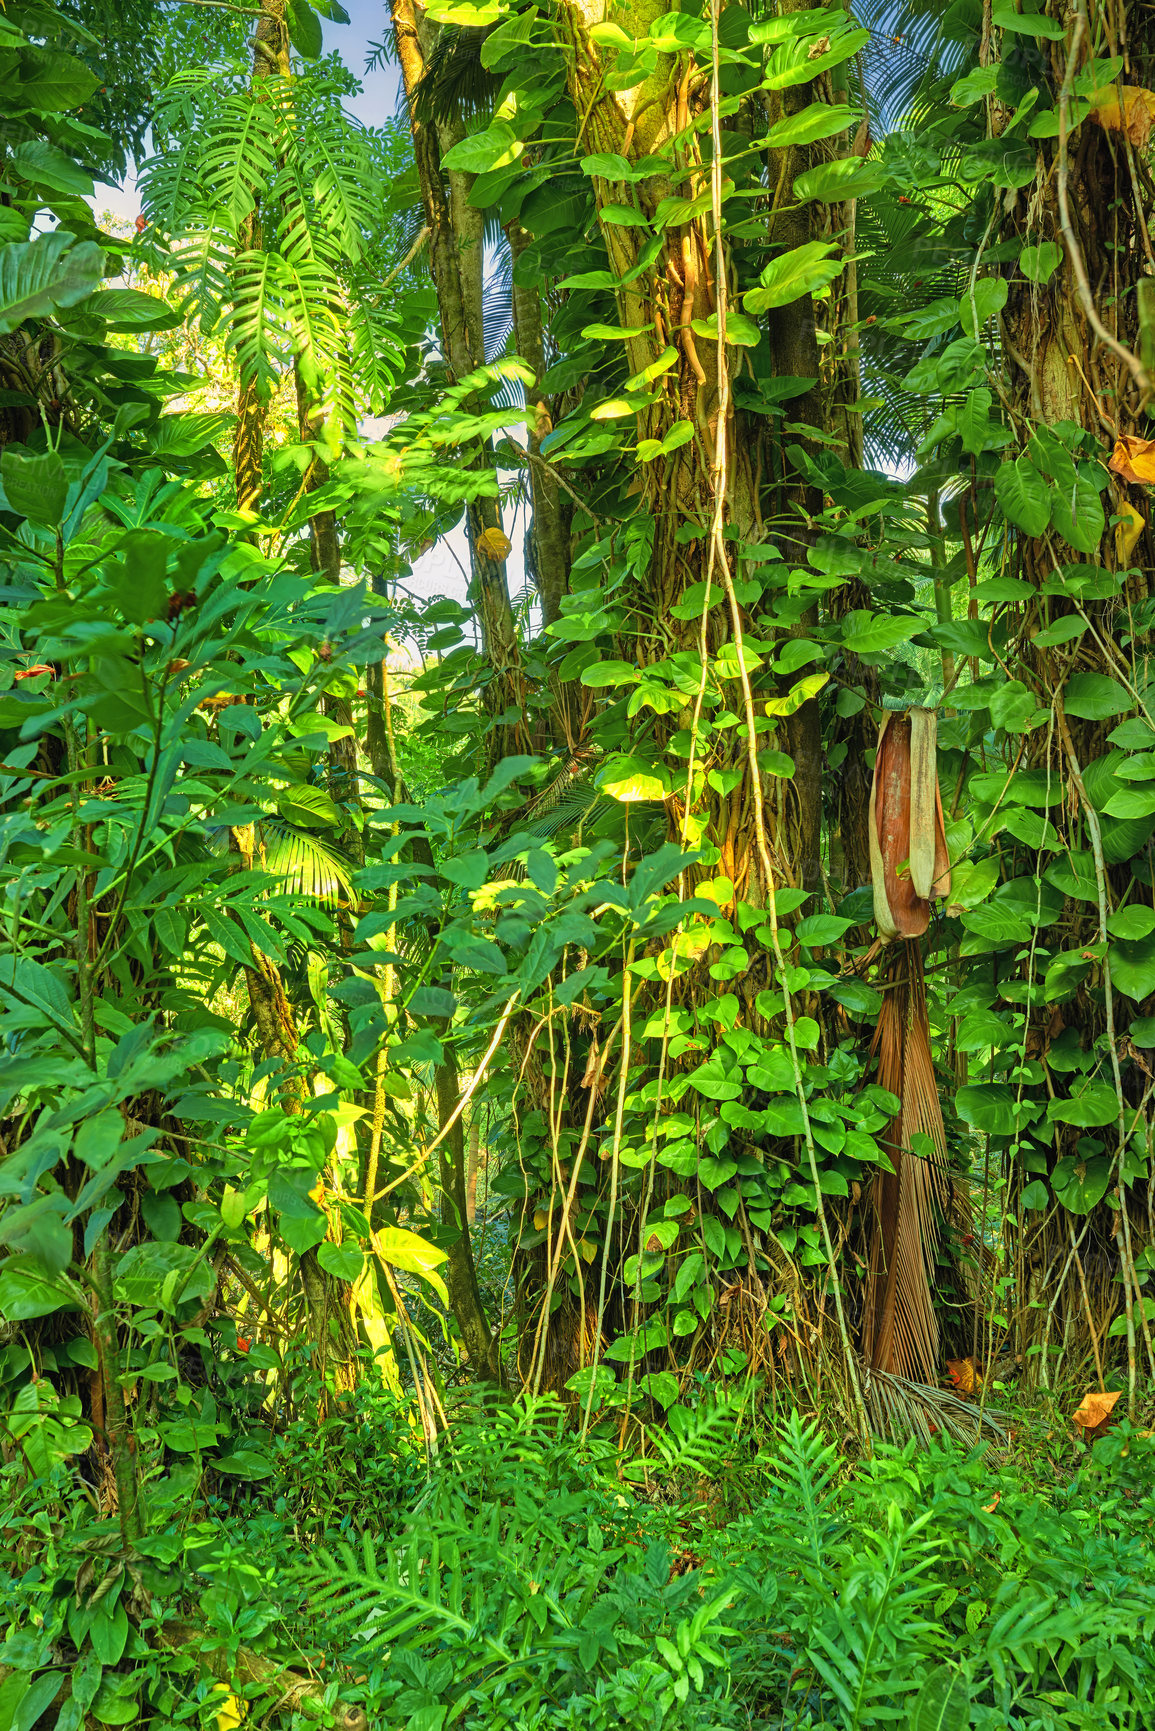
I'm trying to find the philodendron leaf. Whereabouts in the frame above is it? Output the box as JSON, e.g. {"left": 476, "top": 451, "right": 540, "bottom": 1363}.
{"left": 0, "top": 231, "right": 104, "bottom": 335}
{"left": 996, "top": 454, "right": 1052, "bottom": 534}
{"left": 743, "top": 241, "right": 845, "bottom": 313}
{"left": 286, "top": 0, "right": 323, "bottom": 57}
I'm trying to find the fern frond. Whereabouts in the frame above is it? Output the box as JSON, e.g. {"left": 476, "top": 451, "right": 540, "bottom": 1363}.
{"left": 650, "top": 1383, "right": 753, "bottom": 1476}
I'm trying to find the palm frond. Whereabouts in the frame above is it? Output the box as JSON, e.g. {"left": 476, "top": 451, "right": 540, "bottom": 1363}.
{"left": 260, "top": 820, "right": 356, "bottom": 907}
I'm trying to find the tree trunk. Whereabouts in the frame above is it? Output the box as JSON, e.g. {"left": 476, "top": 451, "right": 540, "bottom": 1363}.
{"left": 390, "top": 0, "right": 530, "bottom": 763}
{"left": 996, "top": 2, "right": 1154, "bottom": 1388}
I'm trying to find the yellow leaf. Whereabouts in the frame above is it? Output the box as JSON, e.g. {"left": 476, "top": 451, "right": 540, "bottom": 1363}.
{"left": 601, "top": 755, "right": 667, "bottom": 802}
{"left": 577, "top": 1236, "right": 598, "bottom": 1262}
{"left": 763, "top": 671, "right": 830, "bottom": 717}
{"left": 211, "top": 1686, "right": 245, "bottom": 1731}
{"left": 533, "top": 1207, "right": 548, "bottom": 1231}
{"left": 478, "top": 526, "right": 512, "bottom": 560}
{"left": 1089, "top": 84, "right": 1155, "bottom": 148}
{"left": 656, "top": 926, "right": 711, "bottom": 980}
{"left": 1108, "top": 434, "right": 1155, "bottom": 485}
{"left": 1116, "top": 500, "right": 1145, "bottom": 563}
{"left": 1071, "top": 1388, "right": 1121, "bottom": 1429}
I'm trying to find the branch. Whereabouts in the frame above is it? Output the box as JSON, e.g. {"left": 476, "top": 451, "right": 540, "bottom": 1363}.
{"left": 501, "top": 437, "right": 603, "bottom": 524}
{"left": 380, "top": 225, "right": 431, "bottom": 292}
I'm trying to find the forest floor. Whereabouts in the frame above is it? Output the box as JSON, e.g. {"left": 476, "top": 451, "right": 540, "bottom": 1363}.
{"left": 4, "top": 1354, "right": 1155, "bottom": 1731}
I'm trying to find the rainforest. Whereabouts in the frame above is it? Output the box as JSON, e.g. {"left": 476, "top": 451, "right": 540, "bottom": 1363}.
{"left": 2, "top": 0, "right": 1155, "bottom": 1724}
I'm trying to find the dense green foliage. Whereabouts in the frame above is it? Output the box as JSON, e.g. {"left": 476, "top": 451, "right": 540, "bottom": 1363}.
{"left": 3, "top": 0, "right": 1155, "bottom": 1723}
{"left": 9, "top": 1389, "right": 1155, "bottom": 1728}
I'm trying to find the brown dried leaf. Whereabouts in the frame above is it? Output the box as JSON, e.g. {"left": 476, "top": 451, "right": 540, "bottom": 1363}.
{"left": 1071, "top": 1389, "right": 1121, "bottom": 1429}
{"left": 1089, "top": 85, "right": 1155, "bottom": 148}
{"left": 1108, "top": 435, "right": 1155, "bottom": 486}
{"left": 946, "top": 1356, "right": 979, "bottom": 1395}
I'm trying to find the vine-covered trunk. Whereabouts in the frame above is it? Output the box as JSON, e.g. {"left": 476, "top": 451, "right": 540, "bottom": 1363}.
{"left": 510, "top": 0, "right": 867, "bottom": 1400}
{"left": 993, "top": 0, "right": 1155, "bottom": 1391}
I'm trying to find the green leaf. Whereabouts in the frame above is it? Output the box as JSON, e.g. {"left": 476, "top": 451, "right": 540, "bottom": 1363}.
{"left": 1051, "top": 1154, "right": 1112, "bottom": 1213}
{"left": 0, "top": 1261, "right": 80, "bottom": 1321}
{"left": 995, "top": 454, "right": 1052, "bottom": 534}
{"left": 374, "top": 1226, "right": 448, "bottom": 1305}
{"left": 88, "top": 287, "right": 181, "bottom": 331}
{"left": 286, "top": 0, "right": 323, "bottom": 56}
{"left": 912, "top": 1665, "right": 971, "bottom": 1731}
{"left": 992, "top": 0, "right": 1067, "bottom": 36}
{"left": 952, "top": 65, "right": 999, "bottom": 105}
{"left": 640, "top": 1370, "right": 679, "bottom": 1408}
{"left": 581, "top": 660, "right": 639, "bottom": 687}
{"left": 9, "top": 139, "right": 93, "bottom": 196}
{"left": 0, "top": 449, "right": 67, "bottom": 526}
{"left": 1047, "top": 1083, "right": 1120, "bottom": 1128}
{"left": 1064, "top": 672, "right": 1131, "bottom": 720}
{"left": 742, "top": 241, "right": 844, "bottom": 314}
{"left": 15, "top": 48, "right": 100, "bottom": 110}
{"left": 989, "top": 680, "right": 1038, "bottom": 732}
{"left": 793, "top": 158, "right": 884, "bottom": 202}
{"left": 958, "top": 275, "right": 1008, "bottom": 335}
{"left": 691, "top": 310, "right": 762, "bottom": 347}
{"left": 1020, "top": 1179, "right": 1049, "bottom": 1211}
{"left": 796, "top": 914, "right": 853, "bottom": 945}
{"left": 308, "top": 0, "right": 351, "bottom": 20}
{"left": 956, "top": 1083, "right": 1023, "bottom": 1135}
{"left": 1051, "top": 468, "right": 1105, "bottom": 554}
{"left": 580, "top": 152, "right": 635, "bottom": 179}
{"left": 276, "top": 785, "right": 344, "bottom": 828}
{"left": 7, "top": 1673, "right": 68, "bottom": 1731}
{"left": 1108, "top": 904, "right": 1155, "bottom": 939}
{"left": 443, "top": 122, "right": 522, "bottom": 174}
{"left": 317, "top": 1241, "right": 364, "bottom": 1282}
{"left": 0, "top": 231, "right": 105, "bottom": 335}
{"left": 1104, "top": 786, "right": 1155, "bottom": 820}
{"left": 1021, "top": 241, "right": 1063, "bottom": 283}
{"left": 767, "top": 103, "right": 859, "bottom": 147}
{"left": 1109, "top": 933, "right": 1155, "bottom": 1001}
{"left": 839, "top": 611, "right": 920, "bottom": 654}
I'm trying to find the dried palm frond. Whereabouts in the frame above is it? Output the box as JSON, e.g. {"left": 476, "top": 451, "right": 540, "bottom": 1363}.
{"left": 862, "top": 943, "right": 949, "bottom": 1386}
{"left": 869, "top": 708, "right": 950, "bottom": 940}
{"left": 863, "top": 1366, "right": 1007, "bottom": 1451}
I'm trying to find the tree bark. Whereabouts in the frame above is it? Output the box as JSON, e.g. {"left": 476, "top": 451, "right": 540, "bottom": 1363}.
{"left": 390, "top": 0, "right": 530, "bottom": 763}
{"left": 996, "top": 1, "right": 1154, "bottom": 1384}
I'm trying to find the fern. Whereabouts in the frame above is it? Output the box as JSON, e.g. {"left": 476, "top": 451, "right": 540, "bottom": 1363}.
{"left": 649, "top": 1384, "right": 754, "bottom": 1478}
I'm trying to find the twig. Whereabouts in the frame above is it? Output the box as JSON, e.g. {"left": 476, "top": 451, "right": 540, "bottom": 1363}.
{"left": 380, "top": 225, "right": 431, "bottom": 292}
{"left": 375, "top": 993, "right": 520, "bottom": 1200}
{"left": 502, "top": 437, "right": 603, "bottom": 524}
